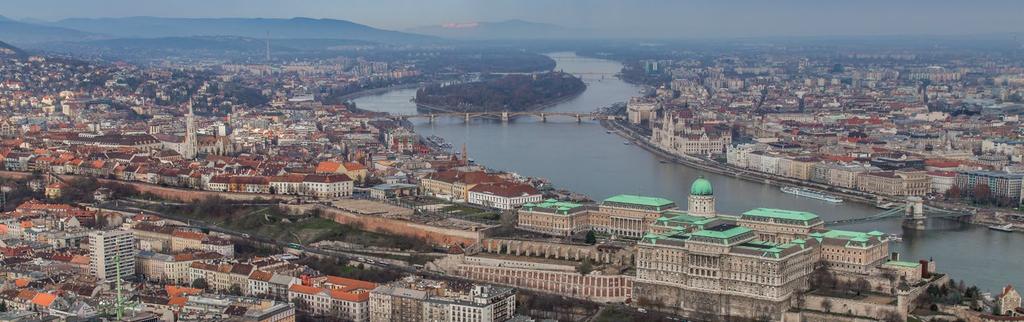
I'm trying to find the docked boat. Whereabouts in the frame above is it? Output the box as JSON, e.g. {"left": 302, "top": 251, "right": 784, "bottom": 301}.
{"left": 780, "top": 186, "right": 843, "bottom": 203}
{"left": 876, "top": 202, "right": 897, "bottom": 210}
{"left": 989, "top": 224, "right": 1015, "bottom": 232}
{"left": 623, "top": 141, "right": 631, "bottom": 145}
{"left": 887, "top": 234, "right": 903, "bottom": 242}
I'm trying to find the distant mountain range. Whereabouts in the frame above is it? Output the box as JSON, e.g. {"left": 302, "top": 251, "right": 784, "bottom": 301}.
{"left": 50, "top": 17, "right": 434, "bottom": 43}
{"left": 408, "top": 19, "right": 593, "bottom": 40}
{"left": 95, "top": 36, "right": 370, "bottom": 50}
{"left": 0, "top": 15, "right": 98, "bottom": 44}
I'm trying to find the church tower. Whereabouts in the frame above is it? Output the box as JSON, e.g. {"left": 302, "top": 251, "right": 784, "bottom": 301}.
{"left": 687, "top": 176, "right": 716, "bottom": 217}
{"left": 182, "top": 99, "right": 198, "bottom": 160}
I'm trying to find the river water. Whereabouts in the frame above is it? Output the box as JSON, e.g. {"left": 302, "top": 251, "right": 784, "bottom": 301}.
{"left": 354, "top": 52, "right": 1023, "bottom": 292}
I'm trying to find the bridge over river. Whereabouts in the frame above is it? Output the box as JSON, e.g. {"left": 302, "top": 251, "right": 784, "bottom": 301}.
{"left": 826, "top": 197, "right": 973, "bottom": 229}
{"left": 395, "top": 110, "right": 622, "bottom": 123}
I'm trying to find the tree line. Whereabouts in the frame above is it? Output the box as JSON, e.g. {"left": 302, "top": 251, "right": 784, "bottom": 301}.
{"left": 415, "top": 72, "right": 585, "bottom": 112}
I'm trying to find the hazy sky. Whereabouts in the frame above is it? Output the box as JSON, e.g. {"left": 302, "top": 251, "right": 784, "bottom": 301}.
{"left": 2, "top": 0, "right": 1023, "bottom": 38}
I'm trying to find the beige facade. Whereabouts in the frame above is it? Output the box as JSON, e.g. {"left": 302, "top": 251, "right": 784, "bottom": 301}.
{"left": 635, "top": 224, "right": 817, "bottom": 319}
{"left": 856, "top": 170, "right": 929, "bottom": 197}
{"left": 517, "top": 195, "right": 677, "bottom": 239}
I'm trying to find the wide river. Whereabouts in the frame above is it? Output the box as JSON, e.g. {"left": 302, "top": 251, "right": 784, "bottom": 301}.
{"left": 355, "top": 52, "right": 1022, "bottom": 292}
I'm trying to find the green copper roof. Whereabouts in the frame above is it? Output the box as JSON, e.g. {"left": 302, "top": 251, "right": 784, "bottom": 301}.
{"left": 819, "top": 229, "right": 871, "bottom": 240}
{"left": 603, "top": 194, "right": 675, "bottom": 208}
{"left": 690, "top": 177, "right": 713, "bottom": 196}
{"left": 742, "top": 208, "right": 820, "bottom": 222}
{"left": 883, "top": 261, "right": 921, "bottom": 268}
{"left": 522, "top": 199, "right": 585, "bottom": 215}
{"left": 691, "top": 225, "right": 751, "bottom": 240}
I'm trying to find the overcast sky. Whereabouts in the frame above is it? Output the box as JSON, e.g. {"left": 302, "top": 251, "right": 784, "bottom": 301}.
{"left": 2, "top": 0, "right": 1023, "bottom": 38}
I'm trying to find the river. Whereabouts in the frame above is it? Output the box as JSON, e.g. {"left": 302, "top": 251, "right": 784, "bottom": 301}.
{"left": 354, "top": 52, "right": 1023, "bottom": 292}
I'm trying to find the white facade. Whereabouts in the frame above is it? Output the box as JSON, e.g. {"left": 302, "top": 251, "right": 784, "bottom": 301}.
{"left": 467, "top": 191, "right": 542, "bottom": 210}
{"left": 89, "top": 229, "right": 137, "bottom": 281}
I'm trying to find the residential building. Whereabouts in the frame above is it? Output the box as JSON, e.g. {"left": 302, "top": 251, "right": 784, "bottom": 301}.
{"left": 89, "top": 229, "right": 137, "bottom": 281}
{"left": 369, "top": 277, "right": 515, "bottom": 322}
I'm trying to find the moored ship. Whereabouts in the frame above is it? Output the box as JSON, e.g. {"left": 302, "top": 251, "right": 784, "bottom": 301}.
{"left": 781, "top": 186, "right": 844, "bottom": 203}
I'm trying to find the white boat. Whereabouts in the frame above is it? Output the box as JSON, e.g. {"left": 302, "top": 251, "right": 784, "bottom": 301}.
{"left": 876, "top": 202, "right": 897, "bottom": 210}
{"left": 623, "top": 141, "right": 631, "bottom": 145}
{"left": 989, "top": 224, "right": 1015, "bottom": 232}
{"left": 780, "top": 186, "right": 843, "bottom": 203}
{"left": 887, "top": 234, "right": 903, "bottom": 242}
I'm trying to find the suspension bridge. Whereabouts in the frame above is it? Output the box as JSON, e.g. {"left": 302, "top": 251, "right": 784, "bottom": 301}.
{"left": 825, "top": 197, "right": 973, "bottom": 229}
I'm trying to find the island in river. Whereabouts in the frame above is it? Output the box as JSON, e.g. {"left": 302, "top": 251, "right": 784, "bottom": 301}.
{"left": 414, "top": 71, "right": 585, "bottom": 112}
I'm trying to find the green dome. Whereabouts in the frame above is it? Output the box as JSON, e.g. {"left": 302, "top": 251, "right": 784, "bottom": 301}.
{"left": 690, "top": 177, "right": 713, "bottom": 196}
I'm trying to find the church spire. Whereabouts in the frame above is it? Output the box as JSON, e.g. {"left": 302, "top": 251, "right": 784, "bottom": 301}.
{"left": 462, "top": 143, "right": 469, "bottom": 166}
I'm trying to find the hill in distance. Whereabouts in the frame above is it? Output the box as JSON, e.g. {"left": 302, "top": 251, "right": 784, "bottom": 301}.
{"left": 0, "top": 15, "right": 98, "bottom": 45}
{"left": 409, "top": 19, "right": 593, "bottom": 40}
{"left": 51, "top": 16, "right": 435, "bottom": 43}
{"left": 0, "top": 40, "right": 27, "bottom": 57}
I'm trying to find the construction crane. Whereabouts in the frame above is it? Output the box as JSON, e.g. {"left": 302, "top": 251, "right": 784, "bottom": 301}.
{"left": 97, "top": 254, "right": 139, "bottom": 320}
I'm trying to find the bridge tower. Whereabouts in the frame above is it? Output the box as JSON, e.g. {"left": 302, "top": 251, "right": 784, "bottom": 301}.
{"left": 501, "top": 111, "right": 510, "bottom": 123}
{"left": 902, "top": 196, "right": 926, "bottom": 230}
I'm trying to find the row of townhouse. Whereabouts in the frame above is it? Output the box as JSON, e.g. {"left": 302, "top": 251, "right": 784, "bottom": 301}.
{"left": 727, "top": 145, "right": 930, "bottom": 197}
{"left": 1, "top": 149, "right": 357, "bottom": 200}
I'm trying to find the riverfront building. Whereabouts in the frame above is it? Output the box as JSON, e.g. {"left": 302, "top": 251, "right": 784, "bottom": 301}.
{"left": 650, "top": 108, "right": 732, "bottom": 156}
{"left": 954, "top": 170, "right": 1024, "bottom": 204}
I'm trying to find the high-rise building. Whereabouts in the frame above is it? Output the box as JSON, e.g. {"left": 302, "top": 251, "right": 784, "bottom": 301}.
{"left": 89, "top": 229, "right": 137, "bottom": 281}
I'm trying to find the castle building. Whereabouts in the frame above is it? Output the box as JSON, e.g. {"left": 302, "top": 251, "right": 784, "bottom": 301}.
{"left": 633, "top": 178, "right": 899, "bottom": 321}
{"left": 517, "top": 194, "right": 677, "bottom": 239}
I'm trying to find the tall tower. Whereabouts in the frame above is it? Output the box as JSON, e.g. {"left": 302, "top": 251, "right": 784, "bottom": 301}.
{"left": 462, "top": 143, "right": 469, "bottom": 165}
{"left": 265, "top": 31, "right": 271, "bottom": 62}
{"left": 182, "top": 99, "right": 198, "bottom": 159}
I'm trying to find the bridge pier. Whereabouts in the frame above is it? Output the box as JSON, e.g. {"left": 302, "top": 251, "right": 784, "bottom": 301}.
{"left": 576, "top": 114, "right": 582, "bottom": 123}
{"left": 902, "top": 197, "right": 927, "bottom": 230}
{"left": 465, "top": 113, "right": 470, "bottom": 123}
{"left": 501, "top": 111, "right": 509, "bottom": 123}
{"left": 540, "top": 113, "right": 546, "bottom": 123}
{"left": 428, "top": 114, "right": 435, "bottom": 124}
